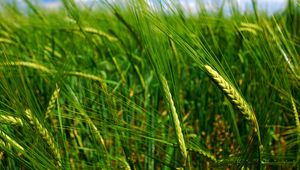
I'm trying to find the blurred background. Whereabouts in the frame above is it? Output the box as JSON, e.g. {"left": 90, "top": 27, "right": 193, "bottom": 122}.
{"left": 2, "top": 0, "right": 291, "bottom": 15}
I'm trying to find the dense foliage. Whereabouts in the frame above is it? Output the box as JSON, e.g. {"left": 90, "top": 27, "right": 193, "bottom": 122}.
{"left": 0, "top": 0, "right": 299, "bottom": 169}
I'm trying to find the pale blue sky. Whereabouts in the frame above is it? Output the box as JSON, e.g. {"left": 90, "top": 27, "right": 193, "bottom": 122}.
{"left": 4, "top": 0, "right": 290, "bottom": 14}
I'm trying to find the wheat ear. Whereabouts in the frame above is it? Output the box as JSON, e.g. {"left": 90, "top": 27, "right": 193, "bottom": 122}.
{"left": 160, "top": 74, "right": 187, "bottom": 163}
{"left": 1, "top": 61, "right": 105, "bottom": 84}
{"left": 204, "top": 65, "right": 262, "bottom": 148}
{"left": 78, "top": 111, "right": 107, "bottom": 152}
{"left": 291, "top": 96, "right": 300, "bottom": 128}
{"left": 44, "top": 85, "right": 60, "bottom": 120}
{"left": 188, "top": 145, "right": 216, "bottom": 162}
{"left": 65, "top": 71, "right": 103, "bottom": 83}
{"left": 0, "top": 115, "right": 23, "bottom": 126}
{"left": 291, "top": 96, "right": 300, "bottom": 163}
{"left": 82, "top": 27, "right": 118, "bottom": 42}
{"left": 0, "top": 61, "right": 51, "bottom": 73}
{"left": 24, "top": 109, "right": 61, "bottom": 167}
{"left": 0, "top": 130, "right": 24, "bottom": 152}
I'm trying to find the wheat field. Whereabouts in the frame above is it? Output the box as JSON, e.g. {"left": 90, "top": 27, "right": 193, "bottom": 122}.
{"left": 0, "top": 0, "right": 299, "bottom": 169}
